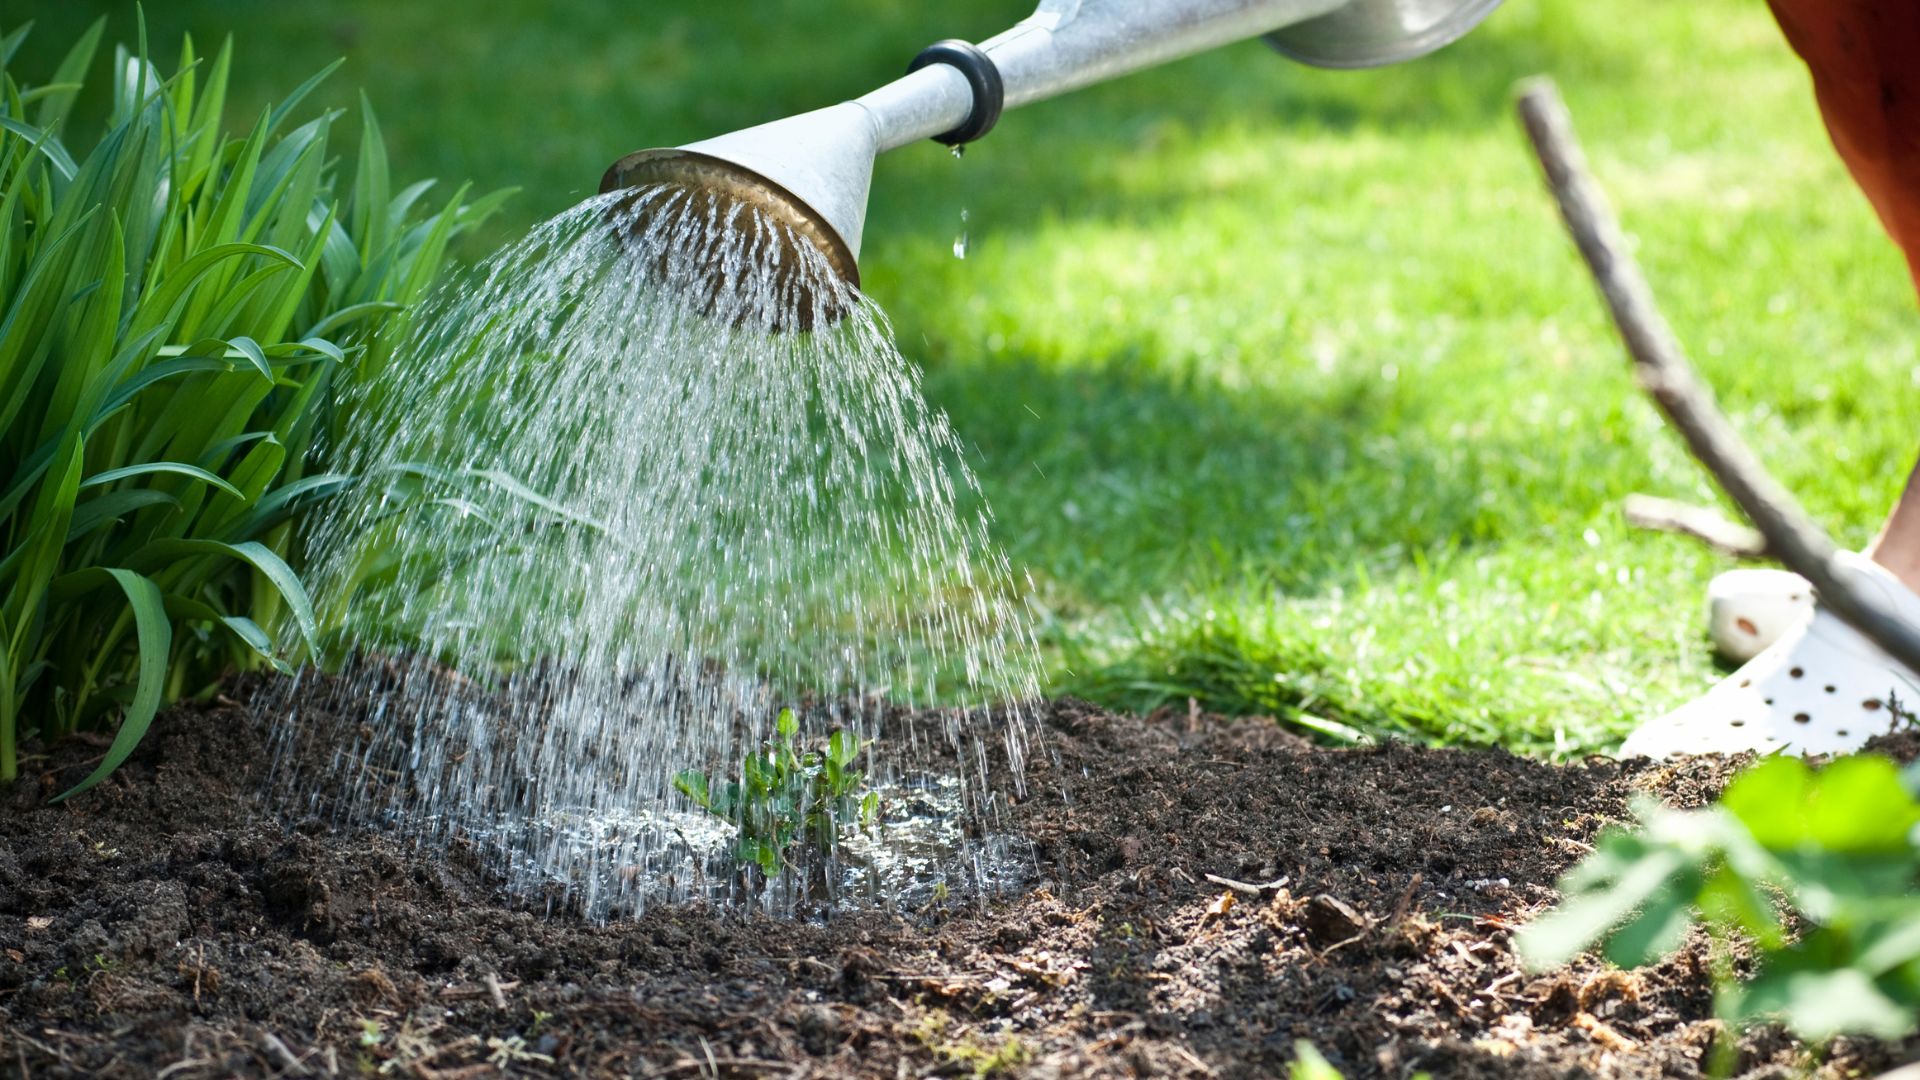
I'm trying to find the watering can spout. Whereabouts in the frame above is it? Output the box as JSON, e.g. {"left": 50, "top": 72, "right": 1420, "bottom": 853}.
{"left": 601, "top": 0, "right": 1502, "bottom": 328}
{"left": 600, "top": 102, "right": 879, "bottom": 293}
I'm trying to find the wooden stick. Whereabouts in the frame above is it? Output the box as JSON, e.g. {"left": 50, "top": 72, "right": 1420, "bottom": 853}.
{"left": 1515, "top": 78, "right": 1920, "bottom": 675}
{"left": 1204, "top": 872, "right": 1289, "bottom": 896}
{"left": 1622, "top": 494, "right": 1770, "bottom": 559}
{"left": 257, "top": 1031, "right": 309, "bottom": 1077}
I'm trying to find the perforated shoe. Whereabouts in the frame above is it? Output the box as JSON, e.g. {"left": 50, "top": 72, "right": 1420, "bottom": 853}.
{"left": 1622, "top": 554, "right": 1920, "bottom": 758}
{"left": 1707, "top": 566, "right": 1814, "bottom": 663}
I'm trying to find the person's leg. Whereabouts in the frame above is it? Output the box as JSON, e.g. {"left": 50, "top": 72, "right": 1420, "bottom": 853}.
{"left": 1624, "top": 1, "right": 1920, "bottom": 756}
{"left": 1766, "top": 0, "right": 1920, "bottom": 289}
{"left": 1770, "top": 0, "right": 1920, "bottom": 589}
{"left": 1867, "top": 459, "right": 1920, "bottom": 593}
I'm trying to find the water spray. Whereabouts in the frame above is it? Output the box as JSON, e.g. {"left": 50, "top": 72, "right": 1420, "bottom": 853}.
{"left": 278, "top": 0, "right": 1504, "bottom": 918}
{"left": 602, "top": 0, "right": 1502, "bottom": 322}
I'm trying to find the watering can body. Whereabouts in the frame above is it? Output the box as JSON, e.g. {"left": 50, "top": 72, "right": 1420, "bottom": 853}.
{"left": 979, "top": 0, "right": 1503, "bottom": 114}
{"left": 602, "top": 0, "right": 1503, "bottom": 315}
{"left": 1263, "top": 0, "right": 1505, "bottom": 68}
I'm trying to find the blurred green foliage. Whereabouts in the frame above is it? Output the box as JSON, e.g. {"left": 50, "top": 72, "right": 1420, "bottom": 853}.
{"left": 1520, "top": 753, "right": 1920, "bottom": 1043}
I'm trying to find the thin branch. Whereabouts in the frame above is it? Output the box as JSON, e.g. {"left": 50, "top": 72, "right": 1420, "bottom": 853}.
{"left": 1622, "top": 494, "right": 1770, "bottom": 559}
{"left": 1204, "top": 872, "right": 1289, "bottom": 896}
{"left": 257, "top": 1031, "right": 309, "bottom": 1077}
{"left": 1515, "top": 78, "right": 1920, "bottom": 675}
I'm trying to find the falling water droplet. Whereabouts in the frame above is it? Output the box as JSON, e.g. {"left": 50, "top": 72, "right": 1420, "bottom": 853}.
{"left": 952, "top": 208, "right": 970, "bottom": 260}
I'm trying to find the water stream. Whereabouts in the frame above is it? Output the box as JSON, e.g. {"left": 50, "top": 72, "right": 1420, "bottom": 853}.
{"left": 267, "top": 187, "right": 1042, "bottom": 919}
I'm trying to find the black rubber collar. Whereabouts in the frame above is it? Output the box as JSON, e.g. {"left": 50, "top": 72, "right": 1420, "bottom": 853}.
{"left": 907, "top": 39, "right": 1003, "bottom": 146}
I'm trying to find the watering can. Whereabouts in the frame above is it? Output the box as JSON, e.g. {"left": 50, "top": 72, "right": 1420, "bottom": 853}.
{"left": 603, "top": 0, "right": 1501, "bottom": 318}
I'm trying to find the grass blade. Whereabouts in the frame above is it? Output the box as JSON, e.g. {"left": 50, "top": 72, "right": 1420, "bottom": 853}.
{"left": 0, "top": 116, "right": 80, "bottom": 180}
{"left": 49, "top": 568, "right": 170, "bottom": 802}
{"left": 81, "top": 461, "right": 245, "bottom": 500}
{"left": 226, "top": 335, "right": 272, "bottom": 381}
{"left": 66, "top": 489, "right": 179, "bottom": 542}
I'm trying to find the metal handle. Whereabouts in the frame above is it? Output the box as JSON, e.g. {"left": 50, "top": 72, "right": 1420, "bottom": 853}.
{"left": 982, "top": 0, "right": 1347, "bottom": 109}
{"left": 855, "top": 0, "right": 1346, "bottom": 153}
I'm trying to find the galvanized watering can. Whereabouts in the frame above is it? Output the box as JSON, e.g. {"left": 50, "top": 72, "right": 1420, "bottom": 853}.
{"left": 603, "top": 0, "right": 1501, "bottom": 313}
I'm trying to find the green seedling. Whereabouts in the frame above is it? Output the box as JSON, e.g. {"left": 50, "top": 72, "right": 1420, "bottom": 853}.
{"left": 1519, "top": 753, "right": 1920, "bottom": 1043}
{"left": 674, "top": 707, "right": 880, "bottom": 879}
{"left": 1290, "top": 1041, "right": 1430, "bottom": 1080}
{"left": 1290, "top": 1043, "right": 1345, "bottom": 1080}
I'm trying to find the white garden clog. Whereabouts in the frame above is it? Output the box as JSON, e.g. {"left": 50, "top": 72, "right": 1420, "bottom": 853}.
{"left": 1622, "top": 553, "right": 1920, "bottom": 758}
{"left": 1706, "top": 566, "right": 1815, "bottom": 663}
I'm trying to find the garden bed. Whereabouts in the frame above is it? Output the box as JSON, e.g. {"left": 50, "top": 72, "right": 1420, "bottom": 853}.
{"left": 3, "top": 681, "right": 1916, "bottom": 1079}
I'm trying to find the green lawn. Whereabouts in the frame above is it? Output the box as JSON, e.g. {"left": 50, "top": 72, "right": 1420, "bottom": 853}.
{"left": 17, "top": 0, "right": 1917, "bottom": 755}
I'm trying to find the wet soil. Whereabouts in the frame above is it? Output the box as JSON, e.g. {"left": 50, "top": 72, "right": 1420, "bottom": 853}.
{"left": 3, "top": 679, "right": 1917, "bottom": 1079}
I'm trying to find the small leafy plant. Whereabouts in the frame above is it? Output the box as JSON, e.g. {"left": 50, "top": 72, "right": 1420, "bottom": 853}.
{"left": 674, "top": 707, "right": 880, "bottom": 879}
{"left": 1518, "top": 753, "right": 1920, "bottom": 1042}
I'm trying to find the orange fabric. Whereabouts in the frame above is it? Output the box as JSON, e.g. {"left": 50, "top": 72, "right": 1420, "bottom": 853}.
{"left": 1767, "top": 0, "right": 1920, "bottom": 294}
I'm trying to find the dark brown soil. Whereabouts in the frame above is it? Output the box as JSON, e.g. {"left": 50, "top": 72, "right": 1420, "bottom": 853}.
{"left": 3, "top": 681, "right": 1916, "bottom": 1079}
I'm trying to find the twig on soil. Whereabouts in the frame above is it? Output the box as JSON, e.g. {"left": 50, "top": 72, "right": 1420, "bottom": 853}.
{"left": 1427, "top": 979, "right": 1471, "bottom": 1018}
{"left": 1313, "top": 929, "right": 1371, "bottom": 961}
{"left": 1203, "top": 873, "right": 1289, "bottom": 896}
{"left": 436, "top": 978, "right": 519, "bottom": 1002}
{"left": 258, "top": 1030, "right": 309, "bottom": 1076}
{"left": 644, "top": 1055, "right": 793, "bottom": 1077}
{"left": 1087, "top": 1020, "right": 1149, "bottom": 1055}
{"left": 1516, "top": 77, "right": 1920, "bottom": 676}
{"left": 1622, "top": 494, "right": 1770, "bottom": 559}
{"left": 414, "top": 1065, "right": 493, "bottom": 1080}
{"left": 1169, "top": 1043, "right": 1217, "bottom": 1076}
{"left": 376, "top": 1028, "right": 479, "bottom": 1076}
{"left": 483, "top": 972, "right": 507, "bottom": 1011}
{"left": 1450, "top": 939, "right": 1484, "bottom": 969}
{"left": 1388, "top": 872, "right": 1424, "bottom": 928}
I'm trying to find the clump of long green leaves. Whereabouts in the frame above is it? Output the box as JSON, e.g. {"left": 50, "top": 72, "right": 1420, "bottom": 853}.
{"left": 675, "top": 708, "right": 880, "bottom": 880}
{"left": 1519, "top": 753, "right": 1920, "bottom": 1043}
{"left": 0, "top": 18, "right": 507, "bottom": 797}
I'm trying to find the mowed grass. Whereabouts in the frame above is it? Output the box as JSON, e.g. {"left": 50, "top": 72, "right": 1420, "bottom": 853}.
{"left": 17, "top": 0, "right": 1918, "bottom": 754}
